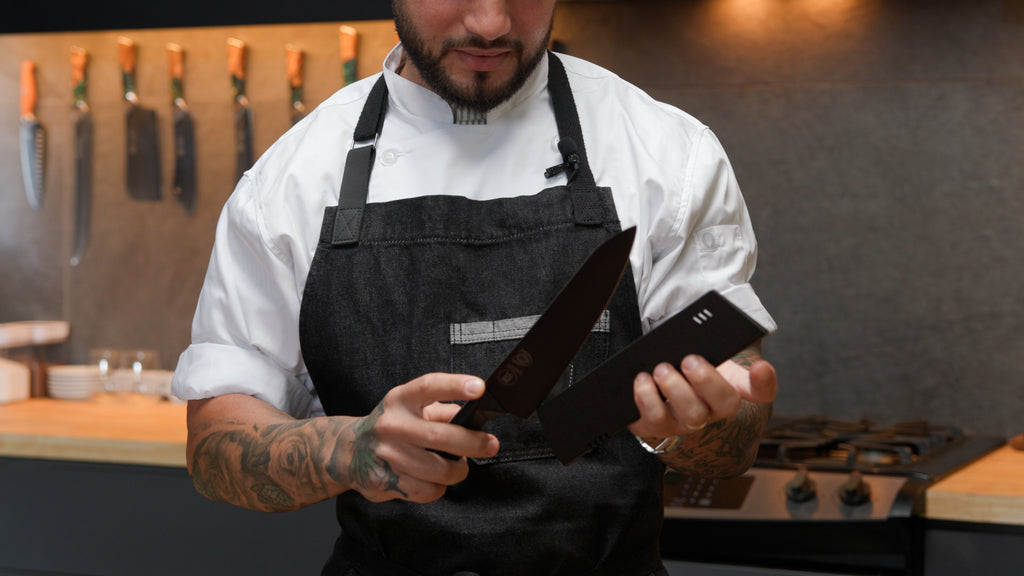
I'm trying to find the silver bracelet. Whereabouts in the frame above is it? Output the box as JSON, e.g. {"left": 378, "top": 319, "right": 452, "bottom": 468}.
{"left": 634, "top": 434, "right": 683, "bottom": 454}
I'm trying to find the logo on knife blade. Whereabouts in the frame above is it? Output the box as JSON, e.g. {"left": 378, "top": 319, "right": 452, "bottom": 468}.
{"left": 496, "top": 349, "right": 533, "bottom": 387}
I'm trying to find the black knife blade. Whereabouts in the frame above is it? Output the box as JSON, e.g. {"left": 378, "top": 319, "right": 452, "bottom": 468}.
{"left": 450, "top": 226, "right": 637, "bottom": 432}
{"left": 538, "top": 290, "right": 769, "bottom": 465}
{"left": 229, "top": 38, "right": 254, "bottom": 182}
{"left": 168, "top": 43, "right": 197, "bottom": 214}
{"left": 70, "top": 47, "right": 93, "bottom": 267}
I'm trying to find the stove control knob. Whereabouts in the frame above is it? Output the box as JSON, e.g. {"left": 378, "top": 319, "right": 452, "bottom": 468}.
{"left": 839, "top": 471, "right": 872, "bottom": 506}
{"left": 784, "top": 467, "right": 817, "bottom": 503}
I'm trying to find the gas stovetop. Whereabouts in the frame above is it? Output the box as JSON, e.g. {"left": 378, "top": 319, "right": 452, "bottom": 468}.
{"left": 754, "top": 416, "right": 1002, "bottom": 480}
{"left": 663, "top": 416, "right": 1004, "bottom": 521}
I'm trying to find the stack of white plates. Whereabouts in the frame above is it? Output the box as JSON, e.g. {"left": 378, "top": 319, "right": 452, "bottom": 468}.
{"left": 47, "top": 365, "right": 102, "bottom": 400}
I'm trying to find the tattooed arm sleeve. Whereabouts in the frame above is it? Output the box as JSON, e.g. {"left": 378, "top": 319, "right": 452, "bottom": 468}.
{"left": 658, "top": 343, "right": 773, "bottom": 478}
{"left": 185, "top": 394, "right": 403, "bottom": 512}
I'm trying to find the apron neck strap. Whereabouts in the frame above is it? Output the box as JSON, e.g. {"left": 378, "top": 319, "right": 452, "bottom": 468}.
{"left": 332, "top": 52, "right": 602, "bottom": 246}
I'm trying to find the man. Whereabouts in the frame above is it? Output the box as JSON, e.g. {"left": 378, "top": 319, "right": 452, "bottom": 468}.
{"left": 172, "top": 1, "right": 778, "bottom": 575}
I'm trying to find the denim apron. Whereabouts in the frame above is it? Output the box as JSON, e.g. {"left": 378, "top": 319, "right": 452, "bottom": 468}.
{"left": 299, "top": 53, "right": 665, "bottom": 576}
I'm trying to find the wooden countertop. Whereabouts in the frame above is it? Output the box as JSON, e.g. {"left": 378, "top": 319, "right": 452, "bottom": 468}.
{"left": 926, "top": 444, "right": 1024, "bottom": 525}
{"left": 2, "top": 397, "right": 1022, "bottom": 525}
{"left": 0, "top": 397, "right": 186, "bottom": 467}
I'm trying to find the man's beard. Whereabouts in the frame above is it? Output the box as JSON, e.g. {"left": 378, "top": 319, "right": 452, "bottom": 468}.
{"left": 394, "top": 5, "right": 551, "bottom": 113}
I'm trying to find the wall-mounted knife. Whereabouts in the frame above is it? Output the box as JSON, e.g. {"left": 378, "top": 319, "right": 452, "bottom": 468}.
{"left": 19, "top": 60, "right": 46, "bottom": 211}
{"left": 118, "top": 36, "right": 162, "bottom": 201}
{"left": 285, "top": 44, "right": 305, "bottom": 125}
{"left": 339, "top": 25, "right": 358, "bottom": 86}
{"left": 167, "top": 43, "right": 197, "bottom": 214}
{"left": 228, "top": 38, "right": 254, "bottom": 183}
{"left": 70, "top": 47, "right": 93, "bottom": 266}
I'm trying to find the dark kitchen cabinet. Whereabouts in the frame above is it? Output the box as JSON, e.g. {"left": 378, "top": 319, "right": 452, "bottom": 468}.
{"left": 0, "top": 457, "right": 339, "bottom": 576}
{"left": 924, "top": 520, "right": 1024, "bottom": 575}
{"left": 1, "top": 0, "right": 393, "bottom": 33}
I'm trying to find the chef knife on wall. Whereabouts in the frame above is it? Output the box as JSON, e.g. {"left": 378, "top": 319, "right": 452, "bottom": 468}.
{"left": 228, "top": 38, "right": 254, "bottom": 182}
{"left": 19, "top": 60, "right": 46, "bottom": 211}
{"left": 70, "top": 47, "right": 93, "bottom": 266}
{"left": 167, "top": 43, "right": 197, "bottom": 214}
{"left": 118, "top": 36, "right": 162, "bottom": 201}
{"left": 339, "top": 25, "right": 358, "bottom": 85}
{"left": 286, "top": 44, "right": 305, "bottom": 125}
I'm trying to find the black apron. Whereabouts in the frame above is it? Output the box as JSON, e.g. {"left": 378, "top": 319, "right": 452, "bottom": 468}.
{"left": 299, "top": 53, "right": 665, "bottom": 576}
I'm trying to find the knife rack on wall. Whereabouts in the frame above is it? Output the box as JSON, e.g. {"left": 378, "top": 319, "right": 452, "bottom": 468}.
{"left": 0, "top": 20, "right": 396, "bottom": 370}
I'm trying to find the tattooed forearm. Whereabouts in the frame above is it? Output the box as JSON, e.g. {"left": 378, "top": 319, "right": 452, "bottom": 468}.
{"left": 190, "top": 404, "right": 412, "bottom": 512}
{"left": 660, "top": 400, "right": 772, "bottom": 477}
{"left": 190, "top": 417, "right": 352, "bottom": 513}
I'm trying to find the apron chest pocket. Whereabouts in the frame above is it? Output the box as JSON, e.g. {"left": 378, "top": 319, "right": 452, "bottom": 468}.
{"left": 450, "top": 311, "right": 611, "bottom": 465}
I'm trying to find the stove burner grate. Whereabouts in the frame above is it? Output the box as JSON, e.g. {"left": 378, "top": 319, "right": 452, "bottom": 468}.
{"left": 756, "top": 416, "right": 969, "bottom": 475}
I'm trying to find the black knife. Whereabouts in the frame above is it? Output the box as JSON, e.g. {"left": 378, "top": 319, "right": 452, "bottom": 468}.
{"left": 447, "top": 227, "right": 637, "bottom": 438}
{"left": 538, "top": 290, "right": 769, "bottom": 465}
{"left": 228, "top": 38, "right": 254, "bottom": 183}
{"left": 118, "top": 36, "right": 162, "bottom": 201}
{"left": 70, "top": 47, "right": 93, "bottom": 266}
{"left": 167, "top": 43, "right": 197, "bottom": 214}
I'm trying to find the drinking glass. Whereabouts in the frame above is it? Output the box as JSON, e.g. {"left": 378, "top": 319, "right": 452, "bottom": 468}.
{"left": 118, "top": 349, "right": 161, "bottom": 400}
{"left": 88, "top": 348, "right": 120, "bottom": 397}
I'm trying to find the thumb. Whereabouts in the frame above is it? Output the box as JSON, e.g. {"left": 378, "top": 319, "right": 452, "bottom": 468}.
{"left": 744, "top": 360, "right": 777, "bottom": 404}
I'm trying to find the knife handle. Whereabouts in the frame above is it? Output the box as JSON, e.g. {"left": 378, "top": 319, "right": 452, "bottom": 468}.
{"left": 20, "top": 60, "right": 37, "bottom": 118}
{"left": 228, "top": 37, "right": 247, "bottom": 102}
{"left": 70, "top": 47, "right": 88, "bottom": 109}
{"left": 167, "top": 43, "right": 183, "bottom": 81}
{"left": 339, "top": 25, "right": 358, "bottom": 85}
{"left": 285, "top": 44, "right": 303, "bottom": 88}
{"left": 167, "top": 43, "right": 185, "bottom": 104}
{"left": 117, "top": 36, "right": 138, "bottom": 101}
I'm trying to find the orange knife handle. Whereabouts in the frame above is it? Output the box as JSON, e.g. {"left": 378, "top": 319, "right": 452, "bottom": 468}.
{"left": 339, "top": 25, "right": 358, "bottom": 85}
{"left": 117, "top": 36, "right": 138, "bottom": 100}
{"left": 70, "top": 47, "right": 88, "bottom": 109}
{"left": 167, "top": 43, "right": 185, "bottom": 103}
{"left": 228, "top": 38, "right": 247, "bottom": 102}
{"left": 20, "top": 60, "right": 37, "bottom": 117}
{"left": 227, "top": 38, "right": 247, "bottom": 80}
{"left": 167, "top": 43, "right": 184, "bottom": 80}
{"left": 286, "top": 44, "right": 304, "bottom": 88}
{"left": 339, "top": 25, "right": 358, "bottom": 62}
{"left": 117, "top": 36, "right": 137, "bottom": 74}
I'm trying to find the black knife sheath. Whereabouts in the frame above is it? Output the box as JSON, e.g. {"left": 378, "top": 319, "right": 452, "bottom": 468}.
{"left": 538, "top": 290, "right": 768, "bottom": 465}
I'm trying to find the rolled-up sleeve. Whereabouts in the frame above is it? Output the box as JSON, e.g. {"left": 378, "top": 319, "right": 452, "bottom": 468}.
{"left": 640, "top": 127, "right": 777, "bottom": 334}
{"left": 171, "top": 173, "right": 316, "bottom": 418}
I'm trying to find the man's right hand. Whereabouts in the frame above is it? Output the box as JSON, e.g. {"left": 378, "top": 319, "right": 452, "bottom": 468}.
{"left": 345, "top": 373, "right": 500, "bottom": 503}
{"left": 185, "top": 374, "right": 499, "bottom": 513}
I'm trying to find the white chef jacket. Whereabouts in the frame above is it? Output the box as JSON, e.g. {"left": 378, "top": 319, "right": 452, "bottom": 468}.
{"left": 171, "top": 46, "right": 777, "bottom": 418}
